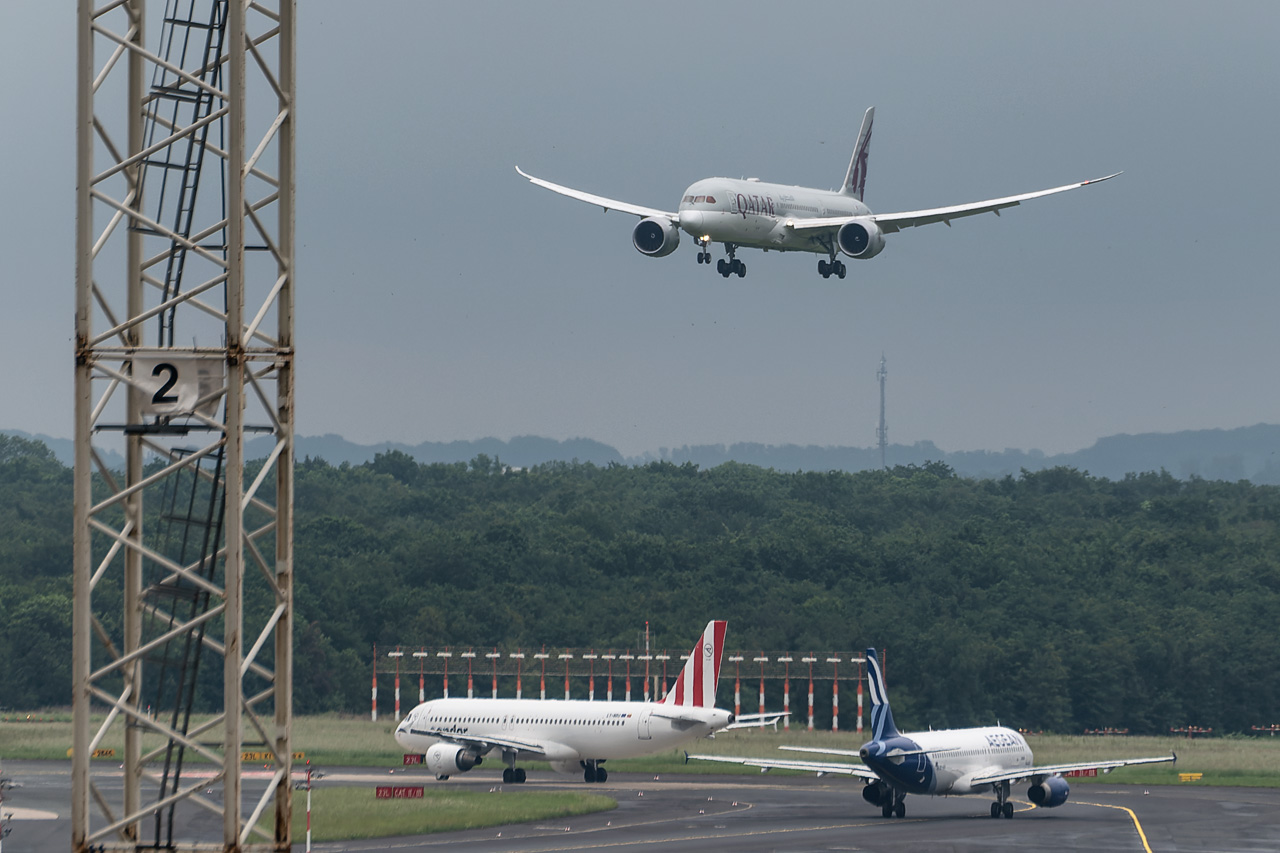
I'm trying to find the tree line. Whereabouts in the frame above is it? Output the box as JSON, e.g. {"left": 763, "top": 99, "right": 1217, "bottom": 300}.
{"left": 2, "top": 433, "right": 1278, "bottom": 734}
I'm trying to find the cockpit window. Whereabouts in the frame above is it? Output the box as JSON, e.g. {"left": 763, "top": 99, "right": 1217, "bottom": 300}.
{"left": 705, "top": 195, "right": 716, "bottom": 204}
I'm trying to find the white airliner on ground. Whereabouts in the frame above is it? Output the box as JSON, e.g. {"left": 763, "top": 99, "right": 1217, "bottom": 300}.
{"left": 517, "top": 107, "right": 1118, "bottom": 279}
{"left": 395, "top": 620, "right": 779, "bottom": 783}
{"left": 689, "top": 647, "right": 1175, "bottom": 819}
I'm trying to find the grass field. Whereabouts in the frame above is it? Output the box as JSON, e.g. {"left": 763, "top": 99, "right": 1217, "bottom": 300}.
{"left": 274, "top": 788, "right": 615, "bottom": 840}
{"left": 3, "top": 711, "right": 1276, "bottom": 787}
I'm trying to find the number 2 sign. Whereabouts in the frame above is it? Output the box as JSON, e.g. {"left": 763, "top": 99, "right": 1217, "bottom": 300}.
{"left": 134, "top": 355, "right": 225, "bottom": 418}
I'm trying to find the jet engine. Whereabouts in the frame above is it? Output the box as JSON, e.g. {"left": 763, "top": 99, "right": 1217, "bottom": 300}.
{"left": 632, "top": 217, "right": 681, "bottom": 257}
{"left": 425, "top": 743, "right": 482, "bottom": 778}
{"left": 837, "top": 219, "right": 885, "bottom": 259}
{"left": 862, "top": 779, "right": 893, "bottom": 807}
{"left": 1027, "top": 775, "right": 1070, "bottom": 808}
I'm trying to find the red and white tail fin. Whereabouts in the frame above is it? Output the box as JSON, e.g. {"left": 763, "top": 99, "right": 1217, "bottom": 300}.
{"left": 660, "top": 620, "right": 727, "bottom": 707}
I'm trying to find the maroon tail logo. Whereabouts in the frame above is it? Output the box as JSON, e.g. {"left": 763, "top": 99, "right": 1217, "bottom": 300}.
{"left": 848, "top": 126, "right": 871, "bottom": 200}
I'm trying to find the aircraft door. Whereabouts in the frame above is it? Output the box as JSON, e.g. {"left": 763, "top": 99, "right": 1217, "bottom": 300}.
{"left": 638, "top": 709, "right": 652, "bottom": 740}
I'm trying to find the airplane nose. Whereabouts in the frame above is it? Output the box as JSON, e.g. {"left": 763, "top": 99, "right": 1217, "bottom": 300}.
{"left": 679, "top": 209, "right": 704, "bottom": 233}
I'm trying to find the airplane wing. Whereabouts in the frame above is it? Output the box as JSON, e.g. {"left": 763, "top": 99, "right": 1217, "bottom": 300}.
{"left": 407, "top": 724, "right": 555, "bottom": 758}
{"left": 785, "top": 172, "right": 1121, "bottom": 234}
{"left": 970, "top": 752, "right": 1176, "bottom": 787}
{"left": 779, "top": 744, "right": 961, "bottom": 759}
{"left": 723, "top": 711, "right": 790, "bottom": 731}
{"left": 685, "top": 751, "right": 880, "bottom": 780}
{"left": 515, "top": 166, "right": 678, "bottom": 221}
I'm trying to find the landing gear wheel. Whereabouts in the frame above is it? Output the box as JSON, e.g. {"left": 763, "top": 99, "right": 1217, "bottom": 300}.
{"left": 895, "top": 802, "right": 906, "bottom": 819}
{"left": 881, "top": 803, "right": 893, "bottom": 818}
{"left": 503, "top": 768, "right": 513, "bottom": 784}
{"left": 991, "top": 802, "right": 1001, "bottom": 818}
{"left": 717, "top": 258, "right": 729, "bottom": 277}
{"left": 818, "top": 259, "right": 831, "bottom": 278}
{"left": 514, "top": 768, "right": 526, "bottom": 784}
{"left": 733, "top": 259, "right": 746, "bottom": 278}
{"left": 596, "top": 767, "right": 607, "bottom": 782}
{"left": 1002, "top": 802, "right": 1013, "bottom": 819}
{"left": 835, "top": 260, "right": 847, "bottom": 279}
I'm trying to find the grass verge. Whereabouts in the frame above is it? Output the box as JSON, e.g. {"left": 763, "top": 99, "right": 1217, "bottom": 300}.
{"left": 5, "top": 712, "right": 1278, "bottom": 787}
{"left": 272, "top": 787, "right": 615, "bottom": 841}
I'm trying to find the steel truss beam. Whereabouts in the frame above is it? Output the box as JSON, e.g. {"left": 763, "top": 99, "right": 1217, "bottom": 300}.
{"left": 74, "top": 1, "right": 295, "bottom": 850}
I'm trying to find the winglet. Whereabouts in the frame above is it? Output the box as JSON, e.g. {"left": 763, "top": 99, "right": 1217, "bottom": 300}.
{"left": 866, "top": 647, "right": 901, "bottom": 740}
{"left": 661, "top": 621, "right": 727, "bottom": 707}
{"left": 841, "top": 107, "right": 875, "bottom": 201}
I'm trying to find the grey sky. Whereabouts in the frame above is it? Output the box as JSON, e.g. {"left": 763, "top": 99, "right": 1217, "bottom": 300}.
{"left": 5, "top": 2, "right": 1278, "bottom": 458}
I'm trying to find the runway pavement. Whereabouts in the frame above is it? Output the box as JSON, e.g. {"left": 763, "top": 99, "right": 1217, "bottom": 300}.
{"left": 4, "top": 761, "right": 1277, "bottom": 852}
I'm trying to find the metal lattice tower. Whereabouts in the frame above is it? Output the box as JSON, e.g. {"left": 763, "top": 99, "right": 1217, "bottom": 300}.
{"left": 876, "top": 354, "right": 888, "bottom": 469}
{"left": 73, "top": 1, "right": 295, "bottom": 850}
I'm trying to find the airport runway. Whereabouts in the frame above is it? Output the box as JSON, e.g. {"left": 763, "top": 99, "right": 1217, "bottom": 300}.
{"left": 4, "top": 762, "right": 1278, "bottom": 852}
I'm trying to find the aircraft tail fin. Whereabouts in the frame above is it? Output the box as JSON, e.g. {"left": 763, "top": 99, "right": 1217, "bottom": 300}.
{"left": 866, "top": 647, "right": 900, "bottom": 740}
{"left": 841, "top": 107, "right": 875, "bottom": 201}
{"left": 660, "top": 621, "right": 727, "bottom": 707}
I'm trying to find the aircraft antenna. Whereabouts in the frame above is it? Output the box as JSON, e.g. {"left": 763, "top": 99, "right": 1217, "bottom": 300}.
{"left": 876, "top": 354, "right": 888, "bottom": 469}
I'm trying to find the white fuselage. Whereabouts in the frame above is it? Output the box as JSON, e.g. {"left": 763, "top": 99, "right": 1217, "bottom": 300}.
{"left": 676, "top": 178, "right": 871, "bottom": 254}
{"left": 867, "top": 726, "right": 1034, "bottom": 796}
{"left": 395, "top": 697, "right": 732, "bottom": 764}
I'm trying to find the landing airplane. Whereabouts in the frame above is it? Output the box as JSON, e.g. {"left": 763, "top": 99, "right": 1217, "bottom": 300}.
{"left": 516, "top": 108, "right": 1118, "bottom": 280}
{"left": 688, "top": 647, "right": 1175, "bottom": 818}
{"left": 395, "top": 620, "right": 779, "bottom": 783}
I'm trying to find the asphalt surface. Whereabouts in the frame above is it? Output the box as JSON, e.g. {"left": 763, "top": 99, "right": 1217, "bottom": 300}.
{"left": 4, "top": 761, "right": 1278, "bottom": 852}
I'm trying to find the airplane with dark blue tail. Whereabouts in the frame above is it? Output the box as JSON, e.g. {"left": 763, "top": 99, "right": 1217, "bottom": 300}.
{"left": 689, "top": 647, "right": 1175, "bottom": 819}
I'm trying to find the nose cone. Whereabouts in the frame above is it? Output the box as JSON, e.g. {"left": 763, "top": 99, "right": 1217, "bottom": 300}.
{"left": 679, "top": 209, "right": 705, "bottom": 234}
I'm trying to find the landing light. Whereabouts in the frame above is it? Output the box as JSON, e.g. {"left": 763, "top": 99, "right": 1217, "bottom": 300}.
{"left": 701, "top": 235, "right": 710, "bottom": 242}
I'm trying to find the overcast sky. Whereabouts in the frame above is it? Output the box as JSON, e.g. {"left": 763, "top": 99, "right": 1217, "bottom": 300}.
{"left": 4, "top": 2, "right": 1278, "bottom": 458}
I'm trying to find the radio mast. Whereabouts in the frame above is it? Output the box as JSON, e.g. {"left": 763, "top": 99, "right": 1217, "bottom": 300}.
{"left": 876, "top": 355, "right": 888, "bottom": 469}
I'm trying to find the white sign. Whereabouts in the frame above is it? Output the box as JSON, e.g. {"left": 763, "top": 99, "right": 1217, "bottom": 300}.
{"left": 134, "top": 355, "right": 225, "bottom": 418}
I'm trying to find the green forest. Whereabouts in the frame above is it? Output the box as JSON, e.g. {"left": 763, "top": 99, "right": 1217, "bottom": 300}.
{"left": 3, "top": 432, "right": 1278, "bottom": 735}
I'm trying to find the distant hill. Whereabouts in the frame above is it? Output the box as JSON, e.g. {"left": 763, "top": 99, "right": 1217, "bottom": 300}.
{"left": 6, "top": 424, "right": 1280, "bottom": 483}
{"left": 660, "top": 425, "right": 1280, "bottom": 484}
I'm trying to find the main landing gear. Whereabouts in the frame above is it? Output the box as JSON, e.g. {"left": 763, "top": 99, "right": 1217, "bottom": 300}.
{"left": 702, "top": 242, "right": 745, "bottom": 278}
{"left": 501, "top": 751, "right": 527, "bottom": 784}
{"left": 818, "top": 256, "right": 846, "bottom": 279}
{"left": 880, "top": 790, "right": 906, "bottom": 818}
{"left": 989, "top": 780, "right": 1014, "bottom": 818}
{"left": 582, "top": 760, "right": 608, "bottom": 783}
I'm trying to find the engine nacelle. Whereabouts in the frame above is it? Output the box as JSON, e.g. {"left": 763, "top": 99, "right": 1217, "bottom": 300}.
{"left": 633, "top": 216, "right": 681, "bottom": 257}
{"left": 862, "top": 780, "right": 892, "bottom": 807}
{"left": 425, "top": 743, "right": 482, "bottom": 778}
{"left": 837, "top": 218, "right": 885, "bottom": 259}
{"left": 1027, "top": 775, "right": 1071, "bottom": 808}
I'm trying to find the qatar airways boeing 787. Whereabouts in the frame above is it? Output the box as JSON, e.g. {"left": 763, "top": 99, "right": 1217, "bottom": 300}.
{"left": 517, "top": 107, "right": 1117, "bottom": 279}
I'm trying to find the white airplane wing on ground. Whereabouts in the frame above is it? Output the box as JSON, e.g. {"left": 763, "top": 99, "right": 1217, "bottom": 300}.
{"left": 408, "top": 724, "right": 554, "bottom": 758}
{"left": 686, "top": 750, "right": 880, "bottom": 780}
{"left": 515, "top": 166, "right": 677, "bottom": 221}
{"left": 722, "top": 711, "right": 790, "bottom": 731}
{"left": 970, "top": 752, "right": 1177, "bottom": 787}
